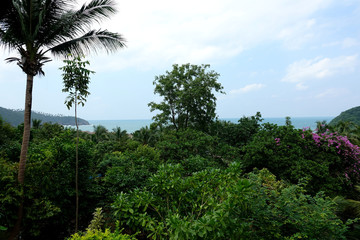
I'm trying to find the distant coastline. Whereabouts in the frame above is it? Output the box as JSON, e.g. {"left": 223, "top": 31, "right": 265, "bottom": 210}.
{"left": 76, "top": 116, "right": 334, "bottom": 133}
{"left": 0, "top": 106, "right": 90, "bottom": 126}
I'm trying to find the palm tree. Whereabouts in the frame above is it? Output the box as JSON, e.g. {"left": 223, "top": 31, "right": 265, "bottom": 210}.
{"left": 31, "top": 118, "right": 42, "bottom": 129}
{"left": 93, "top": 125, "right": 109, "bottom": 142}
{"left": 112, "top": 126, "right": 128, "bottom": 142}
{"left": 0, "top": 0, "right": 125, "bottom": 238}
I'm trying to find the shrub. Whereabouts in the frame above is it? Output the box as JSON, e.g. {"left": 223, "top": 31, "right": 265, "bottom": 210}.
{"left": 111, "top": 164, "right": 349, "bottom": 239}
{"left": 101, "top": 145, "right": 162, "bottom": 195}
{"left": 242, "top": 123, "right": 357, "bottom": 196}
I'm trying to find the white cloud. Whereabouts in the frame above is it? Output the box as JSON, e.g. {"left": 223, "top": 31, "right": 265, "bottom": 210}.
{"left": 277, "top": 19, "right": 317, "bottom": 49}
{"left": 322, "top": 37, "right": 360, "bottom": 48}
{"left": 296, "top": 83, "right": 309, "bottom": 90}
{"left": 230, "top": 83, "right": 265, "bottom": 95}
{"left": 342, "top": 38, "right": 360, "bottom": 48}
{"left": 81, "top": 0, "right": 337, "bottom": 71}
{"left": 282, "top": 55, "right": 358, "bottom": 86}
{"left": 315, "top": 88, "right": 348, "bottom": 99}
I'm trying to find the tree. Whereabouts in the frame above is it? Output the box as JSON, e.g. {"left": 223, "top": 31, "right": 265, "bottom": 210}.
{"left": 61, "top": 55, "right": 94, "bottom": 233}
{"left": 148, "top": 64, "right": 224, "bottom": 131}
{"left": 31, "top": 119, "right": 42, "bottom": 129}
{"left": 112, "top": 127, "right": 128, "bottom": 142}
{"left": 0, "top": 0, "right": 125, "bottom": 238}
{"left": 93, "top": 125, "right": 109, "bottom": 143}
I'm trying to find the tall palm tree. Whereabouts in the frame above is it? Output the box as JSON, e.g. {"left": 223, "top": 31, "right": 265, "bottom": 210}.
{"left": 0, "top": 0, "right": 125, "bottom": 238}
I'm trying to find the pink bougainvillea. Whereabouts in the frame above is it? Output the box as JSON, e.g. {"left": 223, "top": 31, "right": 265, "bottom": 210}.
{"left": 309, "top": 130, "right": 360, "bottom": 180}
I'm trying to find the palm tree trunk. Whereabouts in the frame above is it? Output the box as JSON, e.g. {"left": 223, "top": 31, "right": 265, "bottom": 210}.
{"left": 19, "top": 74, "right": 33, "bottom": 183}
{"left": 9, "top": 74, "right": 34, "bottom": 240}
{"left": 75, "top": 94, "right": 79, "bottom": 233}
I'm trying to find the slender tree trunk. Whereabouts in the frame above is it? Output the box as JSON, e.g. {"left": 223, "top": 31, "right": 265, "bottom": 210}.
{"left": 75, "top": 94, "right": 79, "bottom": 233}
{"left": 9, "top": 74, "right": 34, "bottom": 240}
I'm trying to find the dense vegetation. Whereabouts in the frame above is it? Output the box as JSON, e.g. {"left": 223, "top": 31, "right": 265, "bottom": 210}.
{"left": 0, "top": 106, "right": 89, "bottom": 126}
{"left": 330, "top": 106, "right": 360, "bottom": 126}
{"left": 1, "top": 62, "right": 360, "bottom": 239}
{"left": 1, "top": 109, "right": 360, "bottom": 239}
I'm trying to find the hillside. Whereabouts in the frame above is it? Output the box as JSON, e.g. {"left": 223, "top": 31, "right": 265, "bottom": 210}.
{"left": 329, "top": 106, "right": 360, "bottom": 126}
{"left": 0, "top": 106, "right": 90, "bottom": 126}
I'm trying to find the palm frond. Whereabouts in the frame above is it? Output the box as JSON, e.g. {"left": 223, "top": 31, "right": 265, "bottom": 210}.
{"left": 77, "top": 0, "right": 117, "bottom": 25}
{"left": 5, "top": 48, "right": 51, "bottom": 76}
{"left": 1, "top": 0, "right": 125, "bottom": 74}
{"left": 49, "top": 29, "right": 126, "bottom": 57}
{"left": 38, "top": 0, "right": 119, "bottom": 49}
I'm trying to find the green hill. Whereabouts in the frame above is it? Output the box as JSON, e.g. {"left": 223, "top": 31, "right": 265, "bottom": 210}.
{"left": 329, "top": 106, "right": 360, "bottom": 126}
{"left": 0, "top": 106, "right": 90, "bottom": 126}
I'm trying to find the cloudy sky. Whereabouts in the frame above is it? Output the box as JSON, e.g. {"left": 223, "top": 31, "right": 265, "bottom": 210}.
{"left": 1, "top": 0, "right": 360, "bottom": 120}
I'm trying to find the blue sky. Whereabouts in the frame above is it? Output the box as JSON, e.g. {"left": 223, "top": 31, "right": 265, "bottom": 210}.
{"left": 1, "top": 0, "right": 360, "bottom": 120}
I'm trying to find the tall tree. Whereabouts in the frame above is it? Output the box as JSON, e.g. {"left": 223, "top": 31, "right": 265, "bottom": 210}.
{"left": 148, "top": 64, "right": 224, "bottom": 131}
{"left": 0, "top": 0, "right": 125, "bottom": 238}
{"left": 60, "top": 55, "right": 94, "bottom": 233}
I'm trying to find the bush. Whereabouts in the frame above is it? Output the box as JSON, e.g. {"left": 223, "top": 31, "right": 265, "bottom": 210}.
{"left": 111, "top": 164, "right": 348, "bottom": 239}
{"left": 155, "top": 128, "right": 239, "bottom": 168}
{"left": 68, "top": 208, "right": 136, "bottom": 240}
{"left": 101, "top": 145, "right": 163, "bottom": 195}
{"left": 247, "top": 169, "right": 348, "bottom": 239}
{"left": 209, "top": 112, "right": 263, "bottom": 148}
{"left": 242, "top": 123, "right": 357, "bottom": 196}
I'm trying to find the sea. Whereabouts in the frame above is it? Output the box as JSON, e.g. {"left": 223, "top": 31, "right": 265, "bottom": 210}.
{"left": 77, "top": 116, "right": 334, "bottom": 133}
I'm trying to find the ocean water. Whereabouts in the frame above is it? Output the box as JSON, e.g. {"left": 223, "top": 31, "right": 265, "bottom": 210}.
{"left": 77, "top": 116, "right": 334, "bottom": 133}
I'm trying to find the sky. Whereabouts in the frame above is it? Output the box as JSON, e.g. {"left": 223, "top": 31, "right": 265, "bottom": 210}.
{"left": 1, "top": 0, "right": 360, "bottom": 120}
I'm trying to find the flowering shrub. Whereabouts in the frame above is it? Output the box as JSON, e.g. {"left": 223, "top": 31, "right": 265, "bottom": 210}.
{"left": 242, "top": 123, "right": 359, "bottom": 197}
{"left": 307, "top": 129, "right": 360, "bottom": 182}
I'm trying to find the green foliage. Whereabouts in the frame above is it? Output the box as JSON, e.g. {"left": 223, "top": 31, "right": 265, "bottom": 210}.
{"left": 61, "top": 55, "right": 95, "bottom": 232}
{"left": 31, "top": 122, "right": 65, "bottom": 143}
{"left": 0, "top": 158, "right": 20, "bottom": 237}
{"left": 112, "top": 162, "right": 253, "bottom": 239}
{"left": 332, "top": 121, "right": 360, "bottom": 146}
{"left": 101, "top": 145, "right": 162, "bottom": 195}
{"left": 155, "top": 128, "right": 239, "bottom": 171}
{"left": 242, "top": 123, "right": 351, "bottom": 196}
{"left": 112, "top": 127, "right": 129, "bottom": 142}
{"left": 0, "top": 116, "right": 20, "bottom": 161}
{"left": 68, "top": 228, "right": 135, "bottom": 240}
{"left": 209, "top": 112, "right": 263, "bottom": 147}
{"left": 61, "top": 55, "right": 94, "bottom": 110}
{"left": 23, "top": 132, "right": 96, "bottom": 237}
{"left": 330, "top": 106, "right": 360, "bottom": 126}
{"left": 148, "top": 64, "right": 224, "bottom": 131}
{"left": 0, "top": 129, "right": 101, "bottom": 239}
{"left": 92, "top": 125, "right": 110, "bottom": 143}
{"left": 133, "top": 126, "right": 160, "bottom": 146}
{"left": 246, "top": 169, "right": 348, "bottom": 239}
{"left": 87, "top": 208, "right": 104, "bottom": 231}
{"left": 68, "top": 207, "right": 136, "bottom": 240}
{"left": 111, "top": 165, "right": 348, "bottom": 239}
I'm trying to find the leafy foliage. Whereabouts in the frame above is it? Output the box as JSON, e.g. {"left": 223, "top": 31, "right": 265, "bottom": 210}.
{"left": 246, "top": 169, "right": 349, "bottom": 239}
{"left": 155, "top": 128, "right": 239, "bottom": 169}
{"left": 148, "top": 64, "right": 224, "bottom": 131}
{"left": 101, "top": 145, "right": 162, "bottom": 195}
{"left": 61, "top": 56, "right": 94, "bottom": 110}
{"left": 2, "top": 108, "right": 360, "bottom": 238}
{"left": 209, "top": 112, "right": 263, "bottom": 147}
{"left": 111, "top": 164, "right": 349, "bottom": 239}
{"left": 68, "top": 228, "right": 135, "bottom": 240}
{"left": 68, "top": 208, "right": 135, "bottom": 240}
{"left": 242, "top": 123, "right": 360, "bottom": 197}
